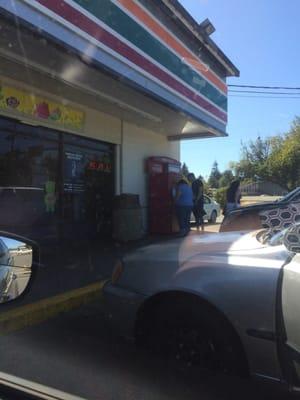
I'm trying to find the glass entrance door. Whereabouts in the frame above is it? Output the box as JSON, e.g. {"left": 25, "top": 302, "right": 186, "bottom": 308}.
{"left": 62, "top": 136, "right": 114, "bottom": 241}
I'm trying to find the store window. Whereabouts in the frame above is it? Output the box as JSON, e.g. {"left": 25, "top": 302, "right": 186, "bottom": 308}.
{"left": 0, "top": 117, "right": 115, "bottom": 243}
{"left": 0, "top": 118, "right": 59, "bottom": 240}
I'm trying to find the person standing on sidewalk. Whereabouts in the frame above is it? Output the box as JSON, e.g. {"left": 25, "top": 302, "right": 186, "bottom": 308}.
{"left": 224, "top": 180, "right": 241, "bottom": 216}
{"left": 188, "top": 173, "right": 205, "bottom": 232}
{"left": 174, "top": 178, "right": 193, "bottom": 236}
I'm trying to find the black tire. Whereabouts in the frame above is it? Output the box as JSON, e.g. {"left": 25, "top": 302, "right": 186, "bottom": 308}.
{"left": 136, "top": 297, "right": 248, "bottom": 377}
{"left": 209, "top": 210, "right": 217, "bottom": 223}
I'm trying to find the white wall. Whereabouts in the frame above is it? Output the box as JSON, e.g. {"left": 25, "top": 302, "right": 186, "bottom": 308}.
{"left": 122, "top": 121, "right": 180, "bottom": 227}
{"left": 83, "top": 107, "right": 121, "bottom": 144}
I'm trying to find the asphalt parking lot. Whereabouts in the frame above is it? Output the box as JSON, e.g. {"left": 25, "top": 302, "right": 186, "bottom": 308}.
{"left": 0, "top": 219, "right": 294, "bottom": 400}
{"left": 0, "top": 299, "right": 294, "bottom": 400}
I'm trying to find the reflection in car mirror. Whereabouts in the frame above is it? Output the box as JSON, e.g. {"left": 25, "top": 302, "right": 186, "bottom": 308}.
{"left": 283, "top": 223, "right": 300, "bottom": 253}
{"left": 0, "top": 236, "right": 33, "bottom": 304}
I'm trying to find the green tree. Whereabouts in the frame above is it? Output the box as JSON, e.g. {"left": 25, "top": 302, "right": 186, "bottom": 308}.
{"left": 208, "top": 161, "right": 221, "bottom": 188}
{"left": 267, "top": 119, "right": 300, "bottom": 190}
{"left": 214, "top": 187, "right": 227, "bottom": 211}
{"left": 181, "top": 162, "right": 190, "bottom": 177}
{"left": 228, "top": 117, "right": 300, "bottom": 191}
{"left": 230, "top": 159, "right": 254, "bottom": 180}
{"left": 230, "top": 136, "right": 275, "bottom": 182}
{"left": 219, "top": 169, "right": 234, "bottom": 188}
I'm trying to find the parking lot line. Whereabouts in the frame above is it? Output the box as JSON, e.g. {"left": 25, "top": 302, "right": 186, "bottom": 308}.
{"left": 0, "top": 280, "right": 107, "bottom": 335}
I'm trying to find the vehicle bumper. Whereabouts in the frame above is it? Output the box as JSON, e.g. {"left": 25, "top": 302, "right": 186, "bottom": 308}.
{"left": 103, "top": 281, "right": 146, "bottom": 340}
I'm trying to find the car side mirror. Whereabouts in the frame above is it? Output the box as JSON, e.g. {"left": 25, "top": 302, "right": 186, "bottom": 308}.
{"left": 0, "top": 235, "right": 33, "bottom": 303}
{"left": 283, "top": 224, "right": 300, "bottom": 253}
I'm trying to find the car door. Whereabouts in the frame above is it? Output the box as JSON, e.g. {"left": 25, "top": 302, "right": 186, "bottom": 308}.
{"left": 280, "top": 252, "right": 300, "bottom": 388}
{"left": 203, "top": 195, "right": 212, "bottom": 218}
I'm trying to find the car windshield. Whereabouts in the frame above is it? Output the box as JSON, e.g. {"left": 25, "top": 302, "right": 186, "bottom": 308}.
{"left": 0, "top": 1, "right": 299, "bottom": 399}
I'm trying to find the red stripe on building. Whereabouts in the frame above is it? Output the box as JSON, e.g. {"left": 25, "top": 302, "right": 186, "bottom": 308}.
{"left": 36, "top": 0, "right": 227, "bottom": 123}
{"left": 117, "top": 0, "right": 227, "bottom": 94}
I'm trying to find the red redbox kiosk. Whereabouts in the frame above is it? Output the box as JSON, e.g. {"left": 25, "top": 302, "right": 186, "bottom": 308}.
{"left": 147, "top": 156, "right": 181, "bottom": 234}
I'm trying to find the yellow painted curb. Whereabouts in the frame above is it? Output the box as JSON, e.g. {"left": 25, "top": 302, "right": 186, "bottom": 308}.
{"left": 0, "top": 280, "right": 108, "bottom": 335}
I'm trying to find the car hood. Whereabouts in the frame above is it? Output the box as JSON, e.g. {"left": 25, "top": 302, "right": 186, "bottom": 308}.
{"left": 125, "top": 230, "right": 284, "bottom": 265}
{"left": 120, "top": 231, "right": 289, "bottom": 297}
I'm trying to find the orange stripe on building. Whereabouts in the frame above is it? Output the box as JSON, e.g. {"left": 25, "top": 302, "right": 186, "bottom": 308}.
{"left": 117, "top": 0, "right": 227, "bottom": 94}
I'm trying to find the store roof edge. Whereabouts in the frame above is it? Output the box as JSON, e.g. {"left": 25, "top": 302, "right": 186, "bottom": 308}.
{"left": 158, "top": 0, "right": 240, "bottom": 77}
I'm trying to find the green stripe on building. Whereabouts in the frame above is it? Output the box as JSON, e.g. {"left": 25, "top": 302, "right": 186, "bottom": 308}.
{"left": 73, "top": 0, "right": 227, "bottom": 112}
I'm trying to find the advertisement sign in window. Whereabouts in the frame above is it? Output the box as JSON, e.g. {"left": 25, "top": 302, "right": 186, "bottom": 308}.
{"left": 64, "top": 151, "right": 85, "bottom": 193}
{"left": 0, "top": 82, "right": 85, "bottom": 131}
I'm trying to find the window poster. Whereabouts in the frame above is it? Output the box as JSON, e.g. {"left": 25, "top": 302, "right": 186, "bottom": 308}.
{"left": 64, "top": 151, "right": 85, "bottom": 193}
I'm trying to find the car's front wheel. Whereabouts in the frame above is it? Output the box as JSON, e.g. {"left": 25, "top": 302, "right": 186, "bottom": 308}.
{"left": 136, "top": 296, "right": 248, "bottom": 376}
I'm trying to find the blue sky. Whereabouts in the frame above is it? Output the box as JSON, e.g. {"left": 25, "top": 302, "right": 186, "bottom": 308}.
{"left": 180, "top": 0, "right": 300, "bottom": 179}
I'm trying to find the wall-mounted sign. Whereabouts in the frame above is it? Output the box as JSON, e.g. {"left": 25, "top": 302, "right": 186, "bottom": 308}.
{"left": 0, "top": 82, "right": 85, "bottom": 131}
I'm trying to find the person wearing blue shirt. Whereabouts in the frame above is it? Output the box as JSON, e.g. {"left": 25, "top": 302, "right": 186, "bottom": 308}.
{"left": 174, "top": 179, "right": 193, "bottom": 235}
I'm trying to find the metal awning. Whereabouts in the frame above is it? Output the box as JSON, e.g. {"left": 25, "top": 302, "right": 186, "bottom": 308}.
{"left": 167, "top": 122, "right": 227, "bottom": 141}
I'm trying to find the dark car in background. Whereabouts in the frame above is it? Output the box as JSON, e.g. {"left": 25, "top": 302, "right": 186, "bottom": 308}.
{"left": 220, "top": 187, "right": 300, "bottom": 232}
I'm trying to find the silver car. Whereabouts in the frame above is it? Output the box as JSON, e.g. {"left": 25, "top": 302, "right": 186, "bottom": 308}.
{"left": 104, "top": 224, "right": 300, "bottom": 391}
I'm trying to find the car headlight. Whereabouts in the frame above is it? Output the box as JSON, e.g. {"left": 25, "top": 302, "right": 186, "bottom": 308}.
{"left": 111, "top": 259, "right": 124, "bottom": 284}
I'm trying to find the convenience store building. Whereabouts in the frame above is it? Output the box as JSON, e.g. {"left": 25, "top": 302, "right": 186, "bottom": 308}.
{"left": 0, "top": 0, "right": 239, "bottom": 240}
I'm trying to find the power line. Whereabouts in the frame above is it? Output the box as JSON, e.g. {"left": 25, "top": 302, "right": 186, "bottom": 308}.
{"left": 228, "top": 94, "right": 300, "bottom": 99}
{"left": 229, "top": 89, "right": 300, "bottom": 95}
{"left": 228, "top": 84, "right": 300, "bottom": 90}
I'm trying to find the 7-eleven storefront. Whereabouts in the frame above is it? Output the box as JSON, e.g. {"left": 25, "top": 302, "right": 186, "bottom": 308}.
{"left": 0, "top": 0, "right": 238, "bottom": 298}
